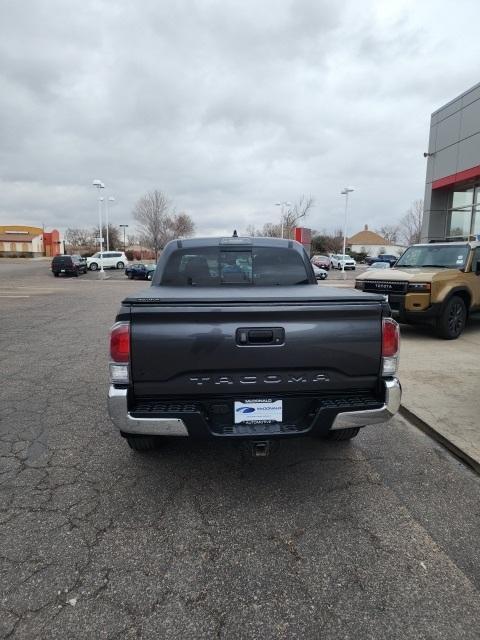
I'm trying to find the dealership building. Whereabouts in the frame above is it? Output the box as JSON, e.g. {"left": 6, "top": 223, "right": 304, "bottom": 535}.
{"left": 422, "top": 82, "right": 480, "bottom": 242}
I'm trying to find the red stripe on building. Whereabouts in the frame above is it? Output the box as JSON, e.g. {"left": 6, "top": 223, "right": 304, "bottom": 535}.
{"left": 432, "top": 163, "right": 480, "bottom": 189}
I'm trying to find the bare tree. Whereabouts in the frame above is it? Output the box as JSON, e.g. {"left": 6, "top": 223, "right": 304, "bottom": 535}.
{"left": 399, "top": 199, "right": 423, "bottom": 245}
{"left": 133, "top": 190, "right": 195, "bottom": 259}
{"left": 170, "top": 212, "right": 195, "bottom": 239}
{"left": 376, "top": 224, "right": 400, "bottom": 245}
{"left": 262, "top": 222, "right": 282, "bottom": 237}
{"left": 126, "top": 232, "right": 138, "bottom": 246}
{"left": 65, "top": 227, "right": 94, "bottom": 248}
{"left": 282, "top": 195, "right": 314, "bottom": 239}
{"left": 311, "top": 229, "right": 344, "bottom": 254}
{"left": 93, "top": 224, "right": 122, "bottom": 250}
{"left": 133, "top": 190, "right": 170, "bottom": 259}
{"left": 245, "top": 224, "right": 258, "bottom": 237}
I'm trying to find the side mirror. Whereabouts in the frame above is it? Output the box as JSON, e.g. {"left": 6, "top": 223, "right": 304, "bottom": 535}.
{"left": 476, "top": 260, "right": 480, "bottom": 275}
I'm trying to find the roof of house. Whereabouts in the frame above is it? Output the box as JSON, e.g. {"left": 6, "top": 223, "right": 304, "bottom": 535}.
{"left": 348, "top": 225, "right": 389, "bottom": 246}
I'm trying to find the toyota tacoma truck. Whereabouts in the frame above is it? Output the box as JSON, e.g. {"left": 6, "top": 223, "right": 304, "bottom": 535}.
{"left": 355, "top": 240, "right": 480, "bottom": 339}
{"left": 108, "top": 237, "right": 401, "bottom": 453}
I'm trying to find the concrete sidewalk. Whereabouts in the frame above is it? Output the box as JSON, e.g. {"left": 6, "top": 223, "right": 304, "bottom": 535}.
{"left": 399, "top": 314, "right": 480, "bottom": 471}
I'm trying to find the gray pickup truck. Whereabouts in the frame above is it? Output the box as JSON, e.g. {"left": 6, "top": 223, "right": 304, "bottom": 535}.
{"left": 108, "top": 237, "right": 401, "bottom": 453}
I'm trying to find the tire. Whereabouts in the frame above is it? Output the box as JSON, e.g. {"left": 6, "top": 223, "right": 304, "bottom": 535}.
{"left": 435, "top": 295, "right": 467, "bottom": 340}
{"left": 128, "top": 273, "right": 134, "bottom": 280}
{"left": 116, "top": 261, "right": 124, "bottom": 269}
{"left": 325, "top": 428, "right": 360, "bottom": 441}
{"left": 89, "top": 262, "right": 98, "bottom": 271}
{"left": 54, "top": 272, "right": 59, "bottom": 277}
{"left": 74, "top": 271, "right": 79, "bottom": 277}
{"left": 126, "top": 435, "right": 159, "bottom": 452}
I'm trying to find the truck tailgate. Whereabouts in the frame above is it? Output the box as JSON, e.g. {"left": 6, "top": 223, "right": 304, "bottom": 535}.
{"left": 126, "top": 286, "right": 385, "bottom": 397}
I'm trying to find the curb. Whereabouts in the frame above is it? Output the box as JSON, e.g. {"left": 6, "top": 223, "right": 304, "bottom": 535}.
{"left": 399, "top": 405, "right": 480, "bottom": 475}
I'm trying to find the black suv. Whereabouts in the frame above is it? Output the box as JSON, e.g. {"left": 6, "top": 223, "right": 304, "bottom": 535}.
{"left": 51, "top": 255, "right": 87, "bottom": 277}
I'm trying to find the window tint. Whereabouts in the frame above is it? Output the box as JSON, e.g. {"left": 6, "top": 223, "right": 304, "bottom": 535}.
{"left": 161, "top": 247, "right": 310, "bottom": 286}
{"left": 53, "top": 256, "right": 73, "bottom": 265}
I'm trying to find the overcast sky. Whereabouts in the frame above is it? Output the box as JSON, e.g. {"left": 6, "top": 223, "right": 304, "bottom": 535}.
{"left": 1, "top": 0, "right": 479, "bottom": 239}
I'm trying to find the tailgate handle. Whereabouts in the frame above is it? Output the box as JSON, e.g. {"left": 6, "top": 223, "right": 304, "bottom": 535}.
{"left": 236, "top": 328, "right": 285, "bottom": 345}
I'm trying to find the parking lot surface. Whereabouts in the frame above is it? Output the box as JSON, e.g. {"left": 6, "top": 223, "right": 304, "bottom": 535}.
{"left": 1, "top": 261, "right": 480, "bottom": 639}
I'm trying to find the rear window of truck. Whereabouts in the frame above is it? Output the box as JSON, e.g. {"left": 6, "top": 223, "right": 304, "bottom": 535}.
{"left": 161, "top": 247, "right": 310, "bottom": 286}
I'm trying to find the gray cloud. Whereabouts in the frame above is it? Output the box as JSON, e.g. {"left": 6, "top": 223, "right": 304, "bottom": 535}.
{"left": 1, "top": 0, "right": 480, "bottom": 239}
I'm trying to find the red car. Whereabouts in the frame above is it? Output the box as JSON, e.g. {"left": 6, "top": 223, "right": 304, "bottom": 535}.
{"left": 311, "top": 254, "right": 330, "bottom": 270}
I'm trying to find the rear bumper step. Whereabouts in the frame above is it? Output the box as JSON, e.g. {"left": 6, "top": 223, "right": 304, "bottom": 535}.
{"left": 107, "top": 378, "right": 401, "bottom": 437}
{"left": 330, "top": 378, "right": 401, "bottom": 430}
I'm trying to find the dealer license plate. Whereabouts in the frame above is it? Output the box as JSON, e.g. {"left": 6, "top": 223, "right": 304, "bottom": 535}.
{"left": 234, "top": 399, "right": 282, "bottom": 424}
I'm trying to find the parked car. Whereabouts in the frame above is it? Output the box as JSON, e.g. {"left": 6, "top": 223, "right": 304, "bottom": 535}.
{"left": 125, "top": 263, "right": 156, "bottom": 281}
{"left": 355, "top": 240, "right": 480, "bottom": 339}
{"left": 86, "top": 251, "right": 128, "bottom": 271}
{"left": 368, "top": 261, "right": 391, "bottom": 270}
{"left": 51, "top": 254, "right": 87, "bottom": 277}
{"left": 312, "top": 264, "right": 328, "bottom": 280}
{"left": 311, "top": 254, "right": 330, "bottom": 270}
{"left": 107, "top": 236, "right": 401, "bottom": 453}
{"left": 330, "top": 254, "right": 356, "bottom": 270}
{"left": 365, "top": 254, "right": 398, "bottom": 267}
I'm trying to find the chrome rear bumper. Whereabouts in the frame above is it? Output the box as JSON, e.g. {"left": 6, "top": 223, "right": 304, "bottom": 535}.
{"left": 108, "top": 386, "right": 189, "bottom": 436}
{"left": 330, "top": 377, "right": 401, "bottom": 430}
{"left": 108, "top": 377, "right": 401, "bottom": 437}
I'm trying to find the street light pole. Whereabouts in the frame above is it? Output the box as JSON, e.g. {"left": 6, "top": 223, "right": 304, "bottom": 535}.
{"left": 92, "top": 179, "right": 106, "bottom": 278}
{"left": 340, "top": 187, "right": 354, "bottom": 280}
{"left": 105, "top": 196, "right": 115, "bottom": 251}
{"left": 119, "top": 224, "right": 128, "bottom": 251}
{"left": 275, "top": 201, "right": 292, "bottom": 238}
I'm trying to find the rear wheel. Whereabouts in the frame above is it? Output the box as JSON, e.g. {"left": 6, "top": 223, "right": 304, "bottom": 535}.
{"left": 89, "top": 262, "right": 98, "bottom": 271}
{"left": 116, "top": 261, "right": 124, "bottom": 269}
{"left": 324, "top": 428, "right": 360, "bottom": 441}
{"left": 435, "top": 295, "right": 467, "bottom": 339}
{"left": 128, "top": 273, "right": 134, "bottom": 279}
{"left": 126, "top": 435, "right": 160, "bottom": 452}
{"left": 53, "top": 272, "right": 59, "bottom": 277}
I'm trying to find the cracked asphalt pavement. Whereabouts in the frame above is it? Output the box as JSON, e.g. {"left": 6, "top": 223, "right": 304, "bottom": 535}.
{"left": 1, "top": 260, "right": 480, "bottom": 639}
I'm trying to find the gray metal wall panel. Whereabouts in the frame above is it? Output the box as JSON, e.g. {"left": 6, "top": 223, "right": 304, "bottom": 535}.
{"left": 434, "top": 98, "right": 462, "bottom": 121}
{"left": 459, "top": 99, "right": 480, "bottom": 139}
{"left": 427, "top": 212, "right": 447, "bottom": 240}
{"left": 427, "top": 123, "right": 437, "bottom": 155}
{"left": 432, "top": 144, "right": 458, "bottom": 181}
{"left": 461, "top": 85, "right": 480, "bottom": 109}
{"left": 457, "top": 132, "right": 480, "bottom": 172}
{"left": 435, "top": 111, "right": 461, "bottom": 151}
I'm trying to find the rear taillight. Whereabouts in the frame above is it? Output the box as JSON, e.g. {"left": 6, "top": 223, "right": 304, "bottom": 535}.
{"left": 382, "top": 317, "right": 399, "bottom": 376}
{"left": 110, "top": 322, "right": 130, "bottom": 384}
